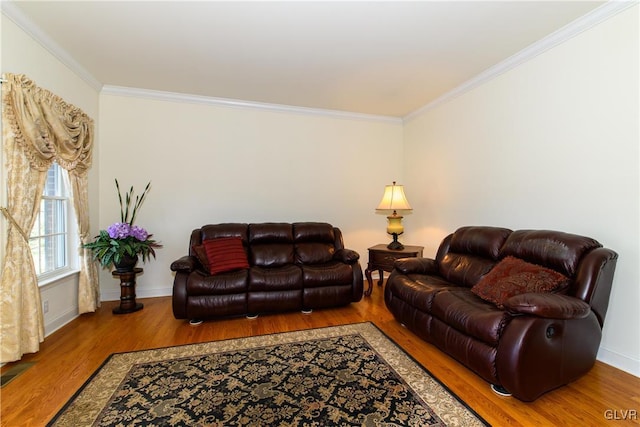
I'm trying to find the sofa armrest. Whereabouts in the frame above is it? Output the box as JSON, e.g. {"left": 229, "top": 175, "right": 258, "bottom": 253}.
{"left": 504, "top": 293, "right": 591, "bottom": 320}
{"left": 496, "top": 312, "right": 601, "bottom": 401}
{"left": 170, "top": 255, "right": 198, "bottom": 273}
{"left": 334, "top": 248, "right": 360, "bottom": 264}
{"left": 393, "top": 257, "right": 438, "bottom": 275}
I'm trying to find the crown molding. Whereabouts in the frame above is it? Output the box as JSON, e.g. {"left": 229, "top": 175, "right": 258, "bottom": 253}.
{"left": 403, "top": 0, "right": 638, "bottom": 123}
{"left": 1, "top": 1, "right": 103, "bottom": 91}
{"left": 101, "top": 85, "right": 402, "bottom": 124}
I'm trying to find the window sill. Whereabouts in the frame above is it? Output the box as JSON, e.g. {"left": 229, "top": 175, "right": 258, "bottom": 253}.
{"left": 38, "top": 269, "right": 81, "bottom": 289}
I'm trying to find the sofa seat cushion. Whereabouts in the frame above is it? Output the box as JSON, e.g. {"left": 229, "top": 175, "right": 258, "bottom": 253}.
{"left": 431, "top": 289, "right": 512, "bottom": 345}
{"left": 187, "top": 269, "right": 248, "bottom": 296}
{"left": 471, "top": 256, "right": 569, "bottom": 308}
{"left": 386, "top": 274, "right": 457, "bottom": 312}
{"left": 302, "top": 262, "right": 352, "bottom": 288}
{"left": 249, "top": 265, "right": 303, "bottom": 291}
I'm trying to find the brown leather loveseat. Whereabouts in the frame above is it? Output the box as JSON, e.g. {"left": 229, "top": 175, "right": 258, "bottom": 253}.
{"left": 384, "top": 226, "right": 617, "bottom": 401}
{"left": 171, "top": 222, "right": 363, "bottom": 322}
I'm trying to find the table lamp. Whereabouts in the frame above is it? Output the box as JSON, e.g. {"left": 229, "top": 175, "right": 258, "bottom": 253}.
{"left": 376, "top": 181, "right": 412, "bottom": 250}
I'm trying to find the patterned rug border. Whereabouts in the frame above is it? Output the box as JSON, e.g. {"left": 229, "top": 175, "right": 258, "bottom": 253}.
{"left": 48, "top": 322, "right": 489, "bottom": 426}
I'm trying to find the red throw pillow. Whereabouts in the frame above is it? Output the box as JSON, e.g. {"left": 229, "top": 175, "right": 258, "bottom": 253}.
{"left": 202, "top": 237, "right": 249, "bottom": 275}
{"left": 471, "top": 256, "right": 569, "bottom": 308}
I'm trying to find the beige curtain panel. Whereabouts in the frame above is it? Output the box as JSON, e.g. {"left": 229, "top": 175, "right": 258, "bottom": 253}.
{"left": 1, "top": 73, "right": 98, "bottom": 363}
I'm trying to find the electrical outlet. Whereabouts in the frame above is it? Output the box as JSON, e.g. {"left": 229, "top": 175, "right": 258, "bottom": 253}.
{"left": 43, "top": 300, "right": 49, "bottom": 314}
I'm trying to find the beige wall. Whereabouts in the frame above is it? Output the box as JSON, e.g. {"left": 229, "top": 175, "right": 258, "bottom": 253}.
{"left": 98, "top": 94, "right": 404, "bottom": 299}
{"left": 1, "top": 15, "right": 101, "bottom": 335}
{"left": 403, "top": 6, "right": 639, "bottom": 375}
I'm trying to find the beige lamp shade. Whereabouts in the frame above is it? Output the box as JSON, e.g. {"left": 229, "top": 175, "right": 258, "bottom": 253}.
{"left": 376, "top": 182, "right": 412, "bottom": 212}
{"left": 376, "top": 181, "right": 412, "bottom": 250}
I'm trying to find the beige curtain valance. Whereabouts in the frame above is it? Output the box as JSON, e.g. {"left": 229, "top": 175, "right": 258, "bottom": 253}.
{"left": 3, "top": 73, "right": 94, "bottom": 174}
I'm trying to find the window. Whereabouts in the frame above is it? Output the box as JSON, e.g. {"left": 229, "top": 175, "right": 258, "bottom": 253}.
{"left": 29, "top": 162, "right": 78, "bottom": 283}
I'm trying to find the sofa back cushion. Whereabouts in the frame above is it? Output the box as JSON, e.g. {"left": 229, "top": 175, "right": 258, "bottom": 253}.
{"left": 249, "top": 223, "right": 294, "bottom": 267}
{"left": 293, "top": 222, "right": 336, "bottom": 264}
{"left": 199, "top": 223, "right": 248, "bottom": 243}
{"left": 190, "top": 223, "right": 248, "bottom": 259}
{"left": 438, "top": 226, "right": 512, "bottom": 288}
{"left": 498, "top": 230, "right": 602, "bottom": 277}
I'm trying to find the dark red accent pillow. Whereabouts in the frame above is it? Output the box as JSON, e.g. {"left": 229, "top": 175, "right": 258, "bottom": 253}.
{"left": 471, "top": 256, "right": 569, "bottom": 308}
{"left": 202, "top": 237, "right": 249, "bottom": 275}
{"left": 191, "top": 244, "right": 210, "bottom": 270}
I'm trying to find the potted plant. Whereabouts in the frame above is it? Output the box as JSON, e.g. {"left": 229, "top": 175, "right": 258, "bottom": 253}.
{"left": 84, "top": 179, "right": 162, "bottom": 272}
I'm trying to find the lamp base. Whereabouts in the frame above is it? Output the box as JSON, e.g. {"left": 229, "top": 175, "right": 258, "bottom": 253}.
{"left": 387, "top": 233, "right": 404, "bottom": 250}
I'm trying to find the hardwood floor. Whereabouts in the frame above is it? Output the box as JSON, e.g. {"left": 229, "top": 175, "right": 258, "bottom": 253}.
{"left": 2, "top": 286, "right": 638, "bottom": 426}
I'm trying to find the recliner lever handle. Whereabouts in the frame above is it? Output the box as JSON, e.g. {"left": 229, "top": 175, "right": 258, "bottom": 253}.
{"left": 546, "top": 326, "right": 556, "bottom": 339}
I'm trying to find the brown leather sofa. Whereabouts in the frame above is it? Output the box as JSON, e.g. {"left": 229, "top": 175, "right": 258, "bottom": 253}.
{"left": 171, "top": 222, "right": 363, "bottom": 321}
{"left": 384, "top": 226, "right": 617, "bottom": 401}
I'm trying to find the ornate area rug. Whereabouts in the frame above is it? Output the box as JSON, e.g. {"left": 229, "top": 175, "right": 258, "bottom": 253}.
{"left": 48, "top": 322, "right": 488, "bottom": 426}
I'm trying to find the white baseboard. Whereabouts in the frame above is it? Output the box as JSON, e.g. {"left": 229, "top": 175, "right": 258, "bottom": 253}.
{"left": 597, "top": 346, "right": 640, "bottom": 378}
{"left": 44, "top": 308, "right": 79, "bottom": 337}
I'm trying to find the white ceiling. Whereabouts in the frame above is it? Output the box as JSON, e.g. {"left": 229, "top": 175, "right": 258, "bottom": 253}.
{"left": 5, "top": 1, "right": 608, "bottom": 118}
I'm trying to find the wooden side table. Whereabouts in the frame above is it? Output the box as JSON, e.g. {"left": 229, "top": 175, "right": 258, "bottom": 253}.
{"left": 112, "top": 268, "right": 144, "bottom": 314}
{"left": 365, "top": 244, "right": 424, "bottom": 296}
